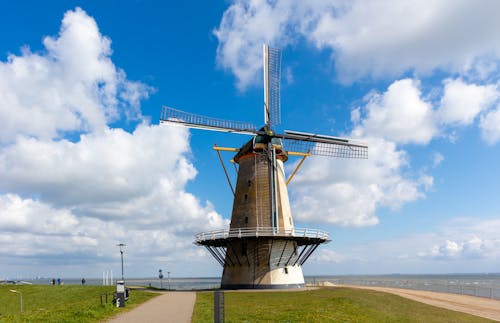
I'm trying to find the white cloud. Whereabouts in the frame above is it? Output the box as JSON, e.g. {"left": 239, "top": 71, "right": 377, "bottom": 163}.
{"left": 432, "top": 152, "right": 444, "bottom": 167}
{"left": 305, "top": 217, "right": 500, "bottom": 274}
{"left": 0, "top": 8, "right": 226, "bottom": 277}
{"left": 438, "top": 78, "right": 498, "bottom": 126}
{"left": 479, "top": 106, "right": 500, "bottom": 144}
{"left": 0, "top": 125, "right": 193, "bottom": 210}
{"left": 419, "top": 236, "right": 499, "bottom": 261}
{"left": 213, "top": 0, "right": 294, "bottom": 90}
{"left": 311, "top": 249, "right": 346, "bottom": 263}
{"left": 0, "top": 7, "right": 150, "bottom": 144}
{"left": 215, "top": 0, "right": 500, "bottom": 87}
{"left": 354, "top": 79, "right": 437, "bottom": 144}
{"left": 0, "top": 125, "right": 227, "bottom": 259}
{"left": 290, "top": 137, "right": 430, "bottom": 227}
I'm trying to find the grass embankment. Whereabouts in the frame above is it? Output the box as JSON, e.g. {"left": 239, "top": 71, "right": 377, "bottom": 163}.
{"left": 0, "top": 285, "right": 157, "bottom": 322}
{"left": 193, "top": 288, "right": 494, "bottom": 322}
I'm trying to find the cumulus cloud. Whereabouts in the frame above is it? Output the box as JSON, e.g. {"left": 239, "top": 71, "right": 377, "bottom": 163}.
{"left": 306, "top": 218, "right": 500, "bottom": 274}
{"left": 479, "top": 106, "right": 500, "bottom": 144}
{"left": 354, "top": 79, "right": 437, "bottom": 144}
{"left": 438, "top": 78, "right": 498, "bottom": 126}
{"left": 0, "top": 8, "right": 226, "bottom": 277}
{"left": 413, "top": 218, "right": 500, "bottom": 261}
{"left": 0, "top": 7, "right": 150, "bottom": 144}
{"left": 0, "top": 123, "right": 227, "bottom": 272}
{"left": 419, "top": 236, "right": 500, "bottom": 260}
{"left": 290, "top": 137, "right": 430, "bottom": 227}
{"left": 287, "top": 72, "right": 500, "bottom": 227}
{"left": 213, "top": 0, "right": 295, "bottom": 90}
{"left": 0, "top": 125, "right": 193, "bottom": 210}
{"left": 215, "top": 0, "right": 500, "bottom": 87}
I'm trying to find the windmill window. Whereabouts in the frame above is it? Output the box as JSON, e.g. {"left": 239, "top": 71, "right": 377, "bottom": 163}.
{"left": 245, "top": 216, "right": 249, "bottom": 224}
{"left": 241, "top": 243, "right": 247, "bottom": 256}
{"left": 289, "top": 218, "right": 292, "bottom": 225}
{"left": 244, "top": 194, "right": 248, "bottom": 202}
{"left": 284, "top": 267, "right": 289, "bottom": 274}
{"left": 247, "top": 180, "right": 252, "bottom": 187}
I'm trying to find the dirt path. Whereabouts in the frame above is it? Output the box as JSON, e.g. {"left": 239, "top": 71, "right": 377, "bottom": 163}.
{"left": 340, "top": 284, "right": 500, "bottom": 322}
{"left": 106, "top": 291, "right": 196, "bottom": 323}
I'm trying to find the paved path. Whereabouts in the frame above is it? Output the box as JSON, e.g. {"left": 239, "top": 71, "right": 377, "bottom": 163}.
{"left": 340, "top": 284, "right": 500, "bottom": 322}
{"left": 106, "top": 291, "right": 196, "bottom": 323}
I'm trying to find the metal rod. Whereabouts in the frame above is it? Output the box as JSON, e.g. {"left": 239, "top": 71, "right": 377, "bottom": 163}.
{"left": 277, "top": 240, "right": 288, "bottom": 266}
{"left": 205, "top": 246, "right": 224, "bottom": 266}
{"left": 214, "top": 246, "right": 231, "bottom": 267}
{"left": 285, "top": 243, "right": 297, "bottom": 266}
{"left": 293, "top": 245, "right": 309, "bottom": 266}
{"left": 300, "top": 244, "right": 320, "bottom": 266}
{"left": 221, "top": 246, "right": 236, "bottom": 267}
{"left": 214, "top": 145, "right": 235, "bottom": 195}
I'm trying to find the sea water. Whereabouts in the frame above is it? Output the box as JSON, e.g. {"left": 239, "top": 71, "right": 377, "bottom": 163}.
{"left": 306, "top": 274, "right": 500, "bottom": 300}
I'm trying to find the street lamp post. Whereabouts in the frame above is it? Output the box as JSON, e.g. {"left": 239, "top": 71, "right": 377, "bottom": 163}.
{"left": 9, "top": 289, "right": 23, "bottom": 313}
{"left": 117, "top": 243, "right": 126, "bottom": 281}
{"left": 167, "top": 271, "right": 171, "bottom": 290}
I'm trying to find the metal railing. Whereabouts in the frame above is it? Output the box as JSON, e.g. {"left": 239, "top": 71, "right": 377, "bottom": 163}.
{"left": 195, "top": 227, "right": 329, "bottom": 243}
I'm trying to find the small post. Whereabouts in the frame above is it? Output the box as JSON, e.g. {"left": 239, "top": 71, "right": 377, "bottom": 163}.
{"left": 214, "top": 290, "right": 225, "bottom": 323}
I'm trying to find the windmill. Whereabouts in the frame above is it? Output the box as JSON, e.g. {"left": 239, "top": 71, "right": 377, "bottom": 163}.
{"left": 160, "top": 45, "right": 368, "bottom": 289}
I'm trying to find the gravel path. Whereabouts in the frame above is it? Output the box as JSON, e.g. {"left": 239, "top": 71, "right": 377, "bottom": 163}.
{"left": 340, "top": 284, "right": 500, "bottom": 322}
{"left": 106, "top": 291, "right": 196, "bottom": 323}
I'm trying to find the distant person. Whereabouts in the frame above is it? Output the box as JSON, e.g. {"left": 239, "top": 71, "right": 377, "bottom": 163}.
{"left": 57, "top": 278, "right": 61, "bottom": 285}
{"left": 81, "top": 278, "right": 86, "bottom": 285}
{"left": 51, "top": 278, "right": 55, "bottom": 285}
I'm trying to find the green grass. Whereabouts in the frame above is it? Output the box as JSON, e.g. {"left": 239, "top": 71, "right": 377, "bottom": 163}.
{"left": 192, "top": 287, "right": 495, "bottom": 322}
{"left": 0, "top": 285, "right": 158, "bottom": 322}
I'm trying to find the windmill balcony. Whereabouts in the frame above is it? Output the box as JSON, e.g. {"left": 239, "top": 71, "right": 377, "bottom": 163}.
{"left": 195, "top": 227, "right": 329, "bottom": 246}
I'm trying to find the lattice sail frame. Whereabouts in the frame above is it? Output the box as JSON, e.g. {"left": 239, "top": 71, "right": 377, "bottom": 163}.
{"left": 161, "top": 106, "right": 257, "bottom": 134}
{"left": 282, "top": 138, "right": 368, "bottom": 158}
{"left": 267, "top": 46, "right": 282, "bottom": 127}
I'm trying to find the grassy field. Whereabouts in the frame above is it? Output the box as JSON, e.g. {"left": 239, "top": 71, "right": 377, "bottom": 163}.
{"left": 0, "top": 285, "right": 157, "bottom": 322}
{"left": 193, "top": 288, "right": 495, "bottom": 322}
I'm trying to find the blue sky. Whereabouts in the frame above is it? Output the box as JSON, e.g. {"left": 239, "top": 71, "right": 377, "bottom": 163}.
{"left": 1, "top": 1, "right": 500, "bottom": 279}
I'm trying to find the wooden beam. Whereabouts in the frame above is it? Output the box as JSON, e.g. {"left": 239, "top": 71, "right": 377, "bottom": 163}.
{"left": 213, "top": 146, "right": 240, "bottom": 152}
{"left": 286, "top": 153, "right": 309, "bottom": 185}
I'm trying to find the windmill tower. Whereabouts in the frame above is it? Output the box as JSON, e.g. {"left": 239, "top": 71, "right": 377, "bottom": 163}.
{"left": 160, "top": 45, "right": 368, "bottom": 289}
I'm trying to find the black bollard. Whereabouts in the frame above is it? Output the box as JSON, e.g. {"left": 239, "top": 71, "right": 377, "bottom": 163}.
{"left": 214, "top": 290, "right": 224, "bottom": 323}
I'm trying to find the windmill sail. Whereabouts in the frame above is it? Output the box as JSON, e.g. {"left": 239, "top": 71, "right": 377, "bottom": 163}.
{"left": 263, "top": 45, "right": 282, "bottom": 127}
{"left": 281, "top": 130, "right": 368, "bottom": 158}
{"left": 160, "top": 106, "right": 257, "bottom": 135}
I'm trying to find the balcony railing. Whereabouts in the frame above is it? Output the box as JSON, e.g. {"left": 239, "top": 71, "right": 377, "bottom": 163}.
{"left": 195, "top": 227, "right": 329, "bottom": 243}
